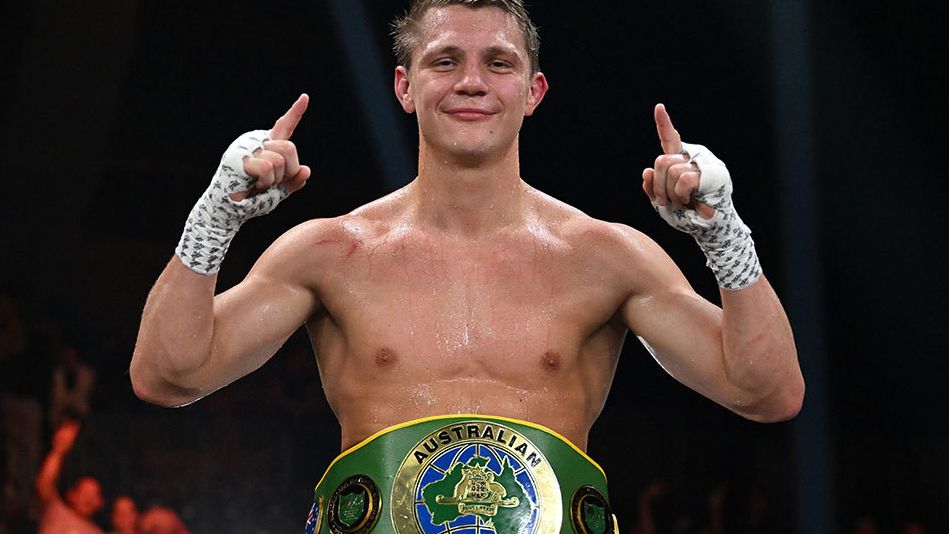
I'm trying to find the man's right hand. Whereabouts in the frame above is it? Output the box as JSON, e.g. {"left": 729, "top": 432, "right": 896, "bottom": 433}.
{"left": 51, "top": 419, "right": 80, "bottom": 454}
{"left": 236, "top": 94, "right": 312, "bottom": 201}
{"left": 176, "top": 93, "right": 312, "bottom": 275}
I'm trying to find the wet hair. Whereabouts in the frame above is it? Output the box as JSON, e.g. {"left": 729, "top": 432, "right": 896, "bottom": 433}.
{"left": 391, "top": 0, "right": 541, "bottom": 74}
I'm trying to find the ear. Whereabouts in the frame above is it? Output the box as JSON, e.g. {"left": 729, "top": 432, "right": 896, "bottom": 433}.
{"left": 524, "top": 72, "right": 549, "bottom": 117}
{"left": 394, "top": 66, "right": 415, "bottom": 113}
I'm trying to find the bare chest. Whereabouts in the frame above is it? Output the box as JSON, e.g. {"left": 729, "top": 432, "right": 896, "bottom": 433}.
{"left": 311, "top": 232, "right": 621, "bottom": 378}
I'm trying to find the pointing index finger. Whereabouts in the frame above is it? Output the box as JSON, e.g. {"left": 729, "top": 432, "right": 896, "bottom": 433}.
{"left": 271, "top": 93, "right": 309, "bottom": 141}
{"left": 654, "top": 103, "right": 683, "bottom": 155}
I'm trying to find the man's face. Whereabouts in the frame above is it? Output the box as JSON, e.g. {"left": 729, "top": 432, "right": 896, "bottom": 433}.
{"left": 111, "top": 496, "right": 138, "bottom": 531}
{"left": 67, "top": 477, "right": 104, "bottom": 518}
{"left": 394, "top": 5, "right": 548, "bottom": 164}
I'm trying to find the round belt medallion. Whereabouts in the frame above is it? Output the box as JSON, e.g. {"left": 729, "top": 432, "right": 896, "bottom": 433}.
{"left": 391, "top": 420, "right": 562, "bottom": 533}
{"left": 570, "top": 485, "right": 614, "bottom": 534}
{"left": 328, "top": 475, "right": 381, "bottom": 534}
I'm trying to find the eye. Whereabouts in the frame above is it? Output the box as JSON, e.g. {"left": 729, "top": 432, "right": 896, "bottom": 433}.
{"left": 488, "top": 60, "right": 514, "bottom": 71}
{"left": 432, "top": 57, "right": 457, "bottom": 69}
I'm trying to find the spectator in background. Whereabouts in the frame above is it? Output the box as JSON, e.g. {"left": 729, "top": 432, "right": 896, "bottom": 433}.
{"left": 0, "top": 287, "right": 53, "bottom": 528}
{"left": 697, "top": 483, "right": 727, "bottom": 534}
{"left": 138, "top": 507, "right": 189, "bottom": 534}
{"left": 109, "top": 495, "right": 139, "bottom": 534}
{"left": 630, "top": 479, "right": 698, "bottom": 534}
{"left": 35, "top": 419, "right": 104, "bottom": 534}
{"left": 49, "top": 344, "right": 97, "bottom": 430}
{"left": 631, "top": 479, "right": 667, "bottom": 534}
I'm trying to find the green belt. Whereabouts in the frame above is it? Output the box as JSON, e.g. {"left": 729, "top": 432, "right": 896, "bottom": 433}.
{"left": 303, "top": 415, "right": 616, "bottom": 534}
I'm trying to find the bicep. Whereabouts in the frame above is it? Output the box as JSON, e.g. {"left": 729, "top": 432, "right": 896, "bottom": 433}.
{"left": 213, "top": 270, "right": 316, "bottom": 363}
{"left": 618, "top": 237, "right": 734, "bottom": 405}
{"left": 195, "top": 240, "right": 320, "bottom": 393}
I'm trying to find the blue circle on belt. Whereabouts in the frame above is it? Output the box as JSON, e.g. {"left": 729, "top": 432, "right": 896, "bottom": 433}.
{"left": 391, "top": 420, "right": 562, "bottom": 533}
{"left": 415, "top": 442, "right": 539, "bottom": 533}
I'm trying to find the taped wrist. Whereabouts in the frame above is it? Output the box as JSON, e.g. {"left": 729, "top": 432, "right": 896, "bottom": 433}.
{"left": 688, "top": 204, "right": 762, "bottom": 291}
{"left": 652, "top": 142, "right": 762, "bottom": 290}
{"left": 175, "top": 129, "right": 289, "bottom": 275}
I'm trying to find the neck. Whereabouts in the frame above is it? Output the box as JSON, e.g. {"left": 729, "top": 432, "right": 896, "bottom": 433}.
{"left": 412, "top": 139, "right": 527, "bottom": 236}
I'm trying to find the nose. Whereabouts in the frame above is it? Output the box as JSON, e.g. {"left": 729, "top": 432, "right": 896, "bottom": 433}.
{"left": 453, "top": 62, "right": 488, "bottom": 96}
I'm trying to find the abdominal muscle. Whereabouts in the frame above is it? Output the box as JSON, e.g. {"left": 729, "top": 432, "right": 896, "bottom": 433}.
{"left": 330, "top": 375, "right": 601, "bottom": 452}
{"left": 308, "top": 305, "right": 627, "bottom": 453}
{"left": 310, "top": 332, "right": 621, "bottom": 456}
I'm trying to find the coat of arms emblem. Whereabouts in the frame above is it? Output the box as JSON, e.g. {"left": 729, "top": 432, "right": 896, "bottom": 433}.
{"left": 390, "top": 420, "right": 563, "bottom": 534}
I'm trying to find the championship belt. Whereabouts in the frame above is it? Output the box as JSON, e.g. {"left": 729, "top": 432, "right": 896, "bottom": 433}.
{"left": 303, "top": 415, "right": 617, "bottom": 534}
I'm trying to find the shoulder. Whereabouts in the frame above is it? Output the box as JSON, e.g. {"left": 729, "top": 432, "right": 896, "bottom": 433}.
{"left": 40, "top": 497, "right": 96, "bottom": 532}
{"left": 253, "top": 188, "right": 411, "bottom": 273}
{"left": 526, "top": 186, "right": 686, "bottom": 290}
{"left": 40, "top": 495, "right": 67, "bottom": 516}
{"left": 527, "top": 187, "right": 665, "bottom": 263}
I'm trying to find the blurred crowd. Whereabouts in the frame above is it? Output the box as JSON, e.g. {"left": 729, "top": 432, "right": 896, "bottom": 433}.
{"left": 33, "top": 419, "right": 188, "bottom": 534}
{"left": 1, "top": 287, "right": 187, "bottom": 533}
{"left": 1, "top": 283, "right": 338, "bottom": 533}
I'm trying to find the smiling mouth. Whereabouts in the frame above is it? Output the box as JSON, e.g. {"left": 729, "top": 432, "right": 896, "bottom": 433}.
{"left": 445, "top": 109, "right": 495, "bottom": 121}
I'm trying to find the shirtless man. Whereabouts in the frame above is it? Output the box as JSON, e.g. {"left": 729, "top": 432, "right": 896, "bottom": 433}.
{"left": 131, "top": 1, "right": 803, "bottom": 532}
{"left": 36, "top": 420, "right": 105, "bottom": 534}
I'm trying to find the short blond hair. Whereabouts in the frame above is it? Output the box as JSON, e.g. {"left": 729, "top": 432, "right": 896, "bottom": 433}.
{"left": 391, "top": 0, "right": 541, "bottom": 74}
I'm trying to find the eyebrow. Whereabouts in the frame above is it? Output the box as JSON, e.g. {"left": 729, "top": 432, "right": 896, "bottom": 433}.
{"left": 420, "top": 45, "right": 464, "bottom": 61}
{"left": 483, "top": 45, "right": 521, "bottom": 61}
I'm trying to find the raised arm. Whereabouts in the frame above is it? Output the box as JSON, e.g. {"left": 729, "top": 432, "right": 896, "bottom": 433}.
{"left": 35, "top": 419, "right": 80, "bottom": 507}
{"left": 622, "top": 104, "right": 803, "bottom": 422}
{"left": 130, "top": 95, "right": 317, "bottom": 407}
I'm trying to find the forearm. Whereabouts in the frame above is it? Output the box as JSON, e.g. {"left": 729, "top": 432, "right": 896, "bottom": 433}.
{"left": 130, "top": 257, "right": 217, "bottom": 406}
{"left": 720, "top": 275, "right": 803, "bottom": 421}
{"left": 35, "top": 449, "right": 65, "bottom": 504}
{"left": 642, "top": 109, "right": 804, "bottom": 421}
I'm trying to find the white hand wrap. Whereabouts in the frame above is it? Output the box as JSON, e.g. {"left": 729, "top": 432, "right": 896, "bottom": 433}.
{"left": 652, "top": 142, "right": 762, "bottom": 290}
{"left": 175, "top": 130, "right": 290, "bottom": 275}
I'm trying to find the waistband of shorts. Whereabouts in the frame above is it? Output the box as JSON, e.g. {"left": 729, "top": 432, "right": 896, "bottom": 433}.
{"left": 305, "top": 414, "right": 617, "bottom": 534}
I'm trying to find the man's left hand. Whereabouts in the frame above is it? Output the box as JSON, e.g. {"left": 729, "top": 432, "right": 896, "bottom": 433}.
{"left": 641, "top": 104, "right": 716, "bottom": 220}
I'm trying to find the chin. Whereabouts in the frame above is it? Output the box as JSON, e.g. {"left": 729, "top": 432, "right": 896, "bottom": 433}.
{"left": 449, "top": 135, "right": 514, "bottom": 161}
{"left": 422, "top": 129, "right": 514, "bottom": 166}
{"left": 449, "top": 146, "right": 499, "bottom": 166}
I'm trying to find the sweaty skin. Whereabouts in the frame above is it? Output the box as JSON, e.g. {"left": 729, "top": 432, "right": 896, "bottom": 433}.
{"left": 131, "top": 5, "right": 803, "bottom": 452}
{"left": 292, "top": 186, "right": 634, "bottom": 451}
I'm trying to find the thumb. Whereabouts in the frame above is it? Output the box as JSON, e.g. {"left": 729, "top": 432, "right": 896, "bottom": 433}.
{"left": 688, "top": 199, "right": 716, "bottom": 220}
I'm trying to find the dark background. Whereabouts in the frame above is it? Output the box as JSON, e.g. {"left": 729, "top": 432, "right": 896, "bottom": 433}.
{"left": 1, "top": 0, "right": 946, "bottom": 532}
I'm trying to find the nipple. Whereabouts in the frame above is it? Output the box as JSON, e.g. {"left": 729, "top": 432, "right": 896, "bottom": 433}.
{"left": 374, "top": 347, "right": 398, "bottom": 367}
{"left": 541, "top": 350, "right": 562, "bottom": 372}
